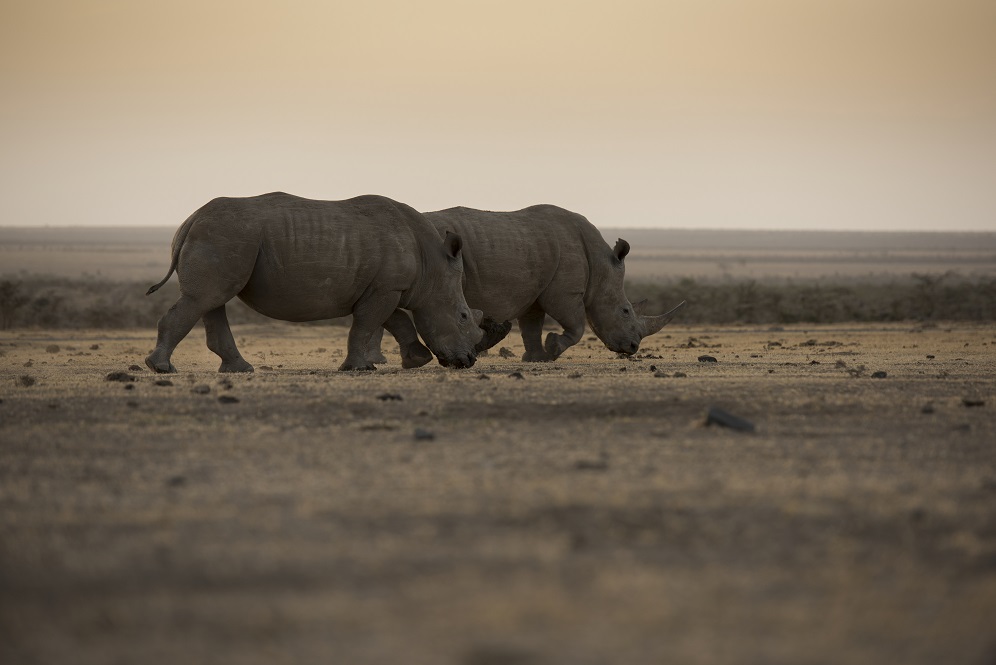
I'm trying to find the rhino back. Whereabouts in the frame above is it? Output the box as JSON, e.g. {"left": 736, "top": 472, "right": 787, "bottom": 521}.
{"left": 187, "top": 193, "right": 424, "bottom": 322}
{"left": 426, "top": 205, "right": 590, "bottom": 321}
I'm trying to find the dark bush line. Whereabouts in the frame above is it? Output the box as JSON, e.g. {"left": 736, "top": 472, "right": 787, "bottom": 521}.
{"left": 627, "top": 273, "right": 996, "bottom": 325}
{"left": 1, "top": 273, "right": 993, "bottom": 330}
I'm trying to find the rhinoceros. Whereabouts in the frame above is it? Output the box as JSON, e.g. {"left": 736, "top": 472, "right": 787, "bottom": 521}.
{"left": 369, "top": 204, "right": 684, "bottom": 363}
{"left": 145, "top": 192, "right": 483, "bottom": 373}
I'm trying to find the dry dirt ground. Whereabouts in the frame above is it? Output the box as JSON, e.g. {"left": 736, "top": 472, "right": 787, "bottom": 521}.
{"left": 1, "top": 322, "right": 994, "bottom": 665}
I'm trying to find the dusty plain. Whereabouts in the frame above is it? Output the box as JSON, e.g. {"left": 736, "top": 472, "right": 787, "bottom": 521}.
{"left": 1, "top": 321, "right": 994, "bottom": 664}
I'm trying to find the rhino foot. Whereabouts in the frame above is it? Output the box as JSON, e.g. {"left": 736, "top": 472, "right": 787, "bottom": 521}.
{"left": 145, "top": 355, "right": 177, "bottom": 374}
{"left": 522, "top": 349, "right": 554, "bottom": 362}
{"left": 543, "top": 332, "right": 569, "bottom": 360}
{"left": 475, "top": 318, "right": 512, "bottom": 353}
{"left": 338, "top": 359, "right": 377, "bottom": 371}
{"left": 219, "top": 359, "right": 254, "bottom": 373}
{"left": 368, "top": 351, "right": 389, "bottom": 364}
{"left": 401, "top": 343, "right": 433, "bottom": 369}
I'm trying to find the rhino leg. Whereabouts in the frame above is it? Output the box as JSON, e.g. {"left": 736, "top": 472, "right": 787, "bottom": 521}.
{"left": 364, "top": 327, "right": 389, "bottom": 365}
{"left": 204, "top": 305, "right": 254, "bottom": 373}
{"left": 519, "top": 305, "right": 552, "bottom": 362}
{"left": 476, "top": 318, "right": 512, "bottom": 353}
{"left": 383, "top": 309, "right": 433, "bottom": 369}
{"left": 145, "top": 294, "right": 209, "bottom": 373}
{"left": 530, "top": 294, "right": 586, "bottom": 361}
{"left": 340, "top": 292, "right": 403, "bottom": 371}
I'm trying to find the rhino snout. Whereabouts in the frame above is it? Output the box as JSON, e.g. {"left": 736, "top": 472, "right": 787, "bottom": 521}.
{"left": 438, "top": 351, "right": 477, "bottom": 369}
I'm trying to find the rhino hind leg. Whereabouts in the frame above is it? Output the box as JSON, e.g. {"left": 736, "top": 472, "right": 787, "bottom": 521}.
{"left": 519, "top": 306, "right": 553, "bottom": 362}
{"left": 146, "top": 294, "right": 211, "bottom": 373}
{"left": 204, "top": 306, "right": 254, "bottom": 373}
{"left": 536, "top": 295, "right": 586, "bottom": 361}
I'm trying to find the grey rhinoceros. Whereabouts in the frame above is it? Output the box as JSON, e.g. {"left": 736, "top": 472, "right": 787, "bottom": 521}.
{"left": 145, "top": 192, "right": 483, "bottom": 373}
{"left": 370, "top": 204, "right": 684, "bottom": 363}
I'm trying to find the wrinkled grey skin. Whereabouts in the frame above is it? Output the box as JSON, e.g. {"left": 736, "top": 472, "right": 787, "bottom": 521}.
{"left": 370, "top": 205, "right": 684, "bottom": 363}
{"left": 145, "top": 193, "right": 483, "bottom": 373}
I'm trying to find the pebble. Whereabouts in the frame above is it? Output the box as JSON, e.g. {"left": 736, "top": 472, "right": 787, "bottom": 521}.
{"left": 377, "top": 393, "right": 403, "bottom": 401}
{"left": 154, "top": 379, "right": 173, "bottom": 387}
{"left": 105, "top": 371, "right": 135, "bottom": 382}
{"left": 19, "top": 375, "right": 36, "bottom": 387}
{"left": 962, "top": 398, "right": 985, "bottom": 408}
{"left": 129, "top": 364, "right": 142, "bottom": 371}
{"left": 191, "top": 384, "right": 211, "bottom": 394}
{"left": 217, "top": 395, "right": 239, "bottom": 404}
{"left": 871, "top": 371, "right": 888, "bottom": 379}
{"left": 698, "top": 355, "right": 718, "bottom": 363}
{"left": 508, "top": 371, "right": 524, "bottom": 380}
{"left": 653, "top": 371, "right": 669, "bottom": 378}
{"left": 45, "top": 344, "right": 60, "bottom": 353}
{"left": 414, "top": 427, "right": 435, "bottom": 441}
{"left": 498, "top": 347, "right": 515, "bottom": 359}
{"left": 705, "top": 407, "right": 756, "bottom": 433}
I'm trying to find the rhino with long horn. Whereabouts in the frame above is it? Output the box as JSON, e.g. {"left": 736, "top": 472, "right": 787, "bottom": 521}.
{"left": 371, "top": 204, "right": 684, "bottom": 365}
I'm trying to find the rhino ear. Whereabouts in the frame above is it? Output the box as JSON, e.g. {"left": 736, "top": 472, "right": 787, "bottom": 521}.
{"left": 613, "top": 238, "right": 630, "bottom": 262}
{"left": 443, "top": 231, "right": 463, "bottom": 259}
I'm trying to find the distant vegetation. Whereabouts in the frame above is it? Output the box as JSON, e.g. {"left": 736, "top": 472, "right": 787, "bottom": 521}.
{"left": 1, "top": 272, "right": 993, "bottom": 330}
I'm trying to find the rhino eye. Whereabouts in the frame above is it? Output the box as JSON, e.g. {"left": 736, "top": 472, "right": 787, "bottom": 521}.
{"left": 461, "top": 312, "right": 468, "bottom": 321}
{"left": 622, "top": 308, "right": 630, "bottom": 315}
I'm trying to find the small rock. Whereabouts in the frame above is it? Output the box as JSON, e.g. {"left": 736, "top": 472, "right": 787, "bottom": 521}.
{"left": 835, "top": 360, "right": 847, "bottom": 368}
{"left": 123, "top": 384, "right": 135, "bottom": 390}
{"left": 129, "top": 364, "right": 142, "bottom": 371}
{"left": 498, "top": 347, "right": 515, "bottom": 359}
{"left": 167, "top": 475, "right": 187, "bottom": 487}
{"left": 568, "top": 372, "right": 582, "bottom": 378}
{"left": 575, "top": 458, "right": 609, "bottom": 471}
{"left": 871, "top": 371, "right": 888, "bottom": 379}
{"left": 377, "top": 393, "right": 403, "bottom": 401}
{"left": 926, "top": 354, "right": 935, "bottom": 359}
{"left": 105, "top": 371, "right": 135, "bottom": 382}
{"left": 126, "top": 401, "right": 139, "bottom": 408}
{"left": 45, "top": 344, "right": 60, "bottom": 353}
{"left": 673, "top": 371, "right": 687, "bottom": 378}
{"left": 90, "top": 344, "right": 100, "bottom": 350}
{"left": 705, "top": 407, "right": 755, "bottom": 432}
{"left": 191, "top": 384, "right": 211, "bottom": 394}
{"left": 508, "top": 371, "right": 524, "bottom": 380}
{"left": 921, "top": 403, "right": 935, "bottom": 414}
{"left": 154, "top": 379, "right": 173, "bottom": 387}
{"left": 217, "top": 379, "right": 233, "bottom": 390}
{"left": 698, "top": 355, "right": 718, "bottom": 363}
{"left": 653, "top": 371, "right": 669, "bottom": 378}
{"left": 619, "top": 367, "right": 627, "bottom": 372}
{"left": 962, "top": 398, "right": 985, "bottom": 408}
{"left": 217, "top": 395, "right": 239, "bottom": 404}
{"left": 259, "top": 365, "right": 274, "bottom": 371}
{"left": 477, "top": 373, "right": 490, "bottom": 380}
{"left": 414, "top": 427, "right": 435, "bottom": 441}
{"left": 18, "top": 375, "right": 36, "bottom": 387}
{"left": 648, "top": 365, "right": 657, "bottom": 372}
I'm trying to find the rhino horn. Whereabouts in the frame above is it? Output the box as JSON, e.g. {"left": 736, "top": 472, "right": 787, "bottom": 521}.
{"left": 640, "top": 300, "right": 687, "bottom": 337}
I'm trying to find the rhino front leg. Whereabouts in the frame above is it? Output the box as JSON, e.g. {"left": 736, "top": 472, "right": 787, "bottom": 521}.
{"left": 204, "top": 306, "right": 254, "bottom": 373}
{"left": 365, "top": 327, "right": 389, "bottom": 364}
{"left": 383, "top": 309, "right": 433, "bottom": 369}
{"left": 519, "top": 305, "right": 552, "bottom": 362}
{"left": 340, "top": 292, "right": 403, "bottom": 371}
{"left": 539, "top": 294, "right": 586, "bottom": 361}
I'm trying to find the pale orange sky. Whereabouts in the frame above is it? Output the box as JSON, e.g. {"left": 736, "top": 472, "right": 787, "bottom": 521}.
{"left": 1, "top": 0, "right": 994, "bottom": 230}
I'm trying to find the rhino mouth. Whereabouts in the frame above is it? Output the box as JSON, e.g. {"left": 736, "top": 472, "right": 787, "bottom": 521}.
{"left": 438, "top": 351, "right": 477, "bottom": 369}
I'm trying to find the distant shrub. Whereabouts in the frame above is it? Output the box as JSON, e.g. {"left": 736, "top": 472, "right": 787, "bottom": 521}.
{"left": 0, "top": 273, "right": 992, "bottom": 329}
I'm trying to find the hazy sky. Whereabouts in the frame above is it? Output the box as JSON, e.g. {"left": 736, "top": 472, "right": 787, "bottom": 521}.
{"left": 2, "top": 0, "right": 994, "bottom": 230}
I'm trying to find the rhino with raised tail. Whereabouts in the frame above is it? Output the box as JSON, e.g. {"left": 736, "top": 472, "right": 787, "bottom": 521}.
{"left": 371, "top": 204, "right": 684, "bottom": 363}
{"left": 145, "top": 192, "right": 483, "bottom": 373}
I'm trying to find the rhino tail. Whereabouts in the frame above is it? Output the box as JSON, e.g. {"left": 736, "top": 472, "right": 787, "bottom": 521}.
{"left": 146, "top": 211, "right": 197, "bottom": 295}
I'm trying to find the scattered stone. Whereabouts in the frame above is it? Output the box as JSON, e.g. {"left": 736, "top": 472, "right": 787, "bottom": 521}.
{"left": 870, "top": 371, "right": 888, "bottom": 379}
{"left": 619, "top": 367, "right": 627, "bottom": 372}
{"left": 105, "top": 371, "right": 135, "bottom": 382}
{"left": 18, "top": 375, "right": 36, "bottom": 387}
{"left": 167, "top": 475, "right": 187, "bottom": 487}
{"left": 809, "top": 360, "right": 820, "bottom": 365}
{"left": 124, "top": 384, "right": 135, "bottom": 390}
{"left": 508, "top": 371, "right": 524, "bottom": 380}
{"left": 191, "top": 384, "right": 211, "bottom": 394}
{"left": 259, "top": 365, "right": 274, "bottom": 371}
{"left": 801, "top": 339, "right": 818, "bottom": 347}
{"left": 45, "top": 344, "right": 60, "bottom": 353}
{"left": 568, "top": 372, "right": 582, "bottom": 379}
{"left": 90, "top": 344, "right": 100, "bottom": 350}
{"left": 126, "top": 401, "right": 139, "bottom": 408}
{"left": 921, "top": 403, "right": 935, "bottom": 414}
{"left": 498, "top": 347, "right": 515, "bottom": 359}
{"left": 129, "top": 364, "right": 142, "bottom": 371}
{"left": 673, "top": 371, "right": 687, "bottom": 378}
{"left": 909, "top": 508, "right": 927, "bottom": 524}
{"left": 835, "top": 360, "right": 847, "bottom": 368}
{"left": 477, "top": 373, "right": 490, "bottom": 380}
{"left": 218, "top": 395, "right": 240, "bottom": 404}
{"left": 216, "top": 378, "right": 233, "bottom": 390}
{"left": 377, "top": 393, "right": 403, "bottom": 401}
{"left": 697, "top": 355, "right": 717, "bottom": 363}
{"left": 23, "top": 360, "right": 33, "bottom": 367}
{"left": 962, "top": 398, "right": 985, "bottom": 408}
{"left": 648, "top": 365, "right": 657, "bottom": 372}
{"left": 705, "top": 407, "right": 756, "bottom": 433}
{"left": 154, "top": 379, "right": 173, "bottom": 387}
{"left": 575, "top": 458, "right": 609, "bottom": 471}
{"left": 414, "top": 427, "right": 435, "bottom": 441}
{"left": 926, "top": 354, "right": 935, "bottom": 359}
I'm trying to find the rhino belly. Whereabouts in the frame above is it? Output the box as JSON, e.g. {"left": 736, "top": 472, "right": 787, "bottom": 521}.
{"left": 237, "top": 252, "right": 367, "bottom": 322}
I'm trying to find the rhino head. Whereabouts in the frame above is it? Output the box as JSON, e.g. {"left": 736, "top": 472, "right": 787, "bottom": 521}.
{"left": 411, "top": 231, "right": 484, "bottom": 368}
{"left": 585, "top": 238, "right": 685, "bottom": 355}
